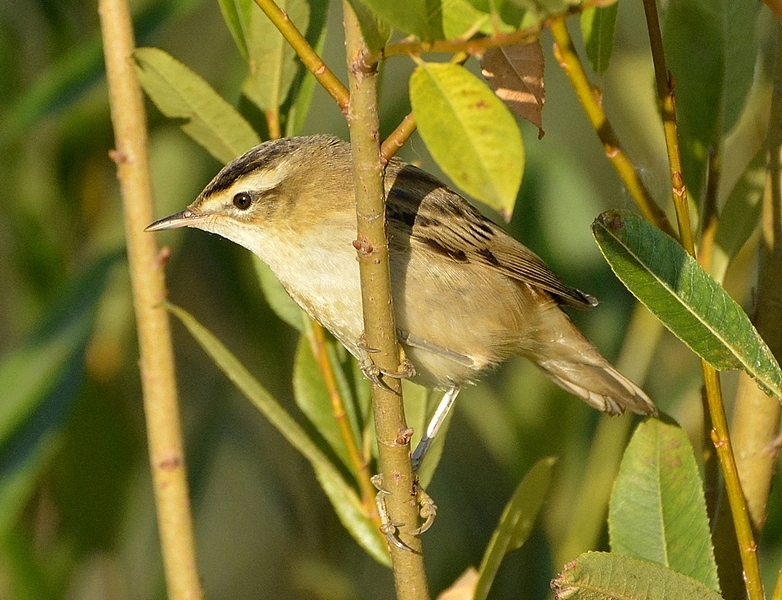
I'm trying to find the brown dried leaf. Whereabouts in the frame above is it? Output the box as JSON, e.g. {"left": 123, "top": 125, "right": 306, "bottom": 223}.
{"left": 481, "top": 41, "right": 545, "bottom": 138}
{"left": 437, "top": 567, "right": 479, "bottom": 600}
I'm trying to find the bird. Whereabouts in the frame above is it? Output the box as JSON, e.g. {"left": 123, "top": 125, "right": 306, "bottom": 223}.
{"left": 147, "top": 134, "right": 657, "bottom": 467}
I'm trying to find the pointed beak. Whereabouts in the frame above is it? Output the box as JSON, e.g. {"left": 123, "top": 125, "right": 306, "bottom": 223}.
{"left": 145, "top": 209, "right": 206, "bottom": 232}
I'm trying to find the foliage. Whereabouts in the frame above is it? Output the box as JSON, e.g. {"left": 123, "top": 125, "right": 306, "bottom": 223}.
{"left": 1, "top": 0, "right": 780, "bottom": 598}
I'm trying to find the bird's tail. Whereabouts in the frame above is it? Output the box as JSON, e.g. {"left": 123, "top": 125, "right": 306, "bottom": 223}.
{"left": 523, "top": 306, "right": 657, "bottom": 416}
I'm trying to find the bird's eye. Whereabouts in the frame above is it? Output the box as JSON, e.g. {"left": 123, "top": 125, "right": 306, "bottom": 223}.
{"left": 233, "top": 192, "right": 252, "bottom": 210}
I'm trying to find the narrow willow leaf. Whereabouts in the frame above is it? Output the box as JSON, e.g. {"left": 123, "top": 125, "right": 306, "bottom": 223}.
{"left": 284, "top": 0, "right": 329, "bottom": 136}
{"left": 133, "top": 47, "right": 260, "bottom": 163}
{"left": 167, "top": 304, "right": 389, "bottom": 565}
{"left": 410, "top": 62, "right": 524, "bottom": 217}
{"left": 216, "top": 0, "right": 252, "bottom": 60}
{"left": 609, "top": 420, "right": 720, "bottom": 592}
{"left": 662, "top": 0, "right": 757, "bottom": 203}
{"left": 662, "top": 0, "right": 721, "bottom": 204}
{"left": 240, "top": 0, "right": 310, "bottom": 113}
{"left": 252, "top": 255, "right": 305, "bottom": 332}
{"left": 593, "top": 210, "right": 782, "bottom": 397}
{"left": 312, "top": 462, "right": 389, "bottom": 566}
{"left": 552, "top": 552, "right": 723, "bottom": 600}
{"left": 580, "top": 3, "right": 618, "bottom": 75}
{"left": 293, "top": 335, "right": 351, "bottom": 468}
{"left": 474, "top": 457, "right": 556, "bottom": 600}
{"left": 481, "top": 41, "right": 545, "bottom": 136}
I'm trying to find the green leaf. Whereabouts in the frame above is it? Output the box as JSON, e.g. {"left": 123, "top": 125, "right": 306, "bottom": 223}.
{"left": 293, "top": 335, "right": 351, "bottom": 468}
{"left": 580, "top": 3, "right": 618, "bottom": 75}
{"left": 609, "top": 420, "right": 720, "bottom": 592}
{"left": 592, "top": 209, "right": 782, "bottom": 398}
{"left": 354, "top": 0, "right": 444, "bottom": 40}
{"left": 354, "top": 0, "right": 511, "bottom": 41}
{"left": 237, "top": 0, "right": 310, "bottom": 113}
{"left": 346, "top": 0, "right": 391, "bottom": 54}
{"left": 133, "top": 47, "right": 261, "bottom": 163}
{"left": 410, "top": 62, "right": 524, "bottom": 217}
{"left": 474, "top": 457, "right": 556, "bottom": 600}
{"left": 552, "top": 552, "right": 723, "bottom": 600}
{"left": 252, "top": 255, "right": 305, "bottom": 332}
{"left": 663, "top": 0, "right": 758, "bottom": 204}
{"left": 166, "top": 303, "right": 389, "bottom": 565}
{"left": 312, "top": 462, "right": 388, "bottom": 566}
{"left": 284, "top": 0, "right": 330, "bottom": 136}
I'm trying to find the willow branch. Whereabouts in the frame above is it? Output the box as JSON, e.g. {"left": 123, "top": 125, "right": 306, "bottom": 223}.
{"left": 344, "top": 2, "right": 430, "bottom": 597}
{"left": 549, "top": 17, "right": 675, "bottom": 238}
{"left": 380, "top": 25, "right": 541, "bottom": 60}
{"left": 641, "top": 1, "right": 763, "bottom": 598}
{"left": 98, "top": 0, "right": 202, "bottom": 597}
{"left": 253, "top": 0, "right": 349, "bottom": 110}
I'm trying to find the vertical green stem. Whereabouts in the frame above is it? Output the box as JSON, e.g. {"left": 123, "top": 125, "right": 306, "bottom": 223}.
{"left": 98, "top": 0, "right": 202, "bottom": 597}
{"left": 343, "top": 2, "right": 430, "bottom": 598}
{"left": 641, "top": 1, "right": 763, "bottom": 598}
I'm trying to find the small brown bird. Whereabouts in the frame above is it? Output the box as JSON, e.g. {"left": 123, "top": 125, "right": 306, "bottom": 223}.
{"left": 148, "top": 135, "right": 656, "bottom": 464}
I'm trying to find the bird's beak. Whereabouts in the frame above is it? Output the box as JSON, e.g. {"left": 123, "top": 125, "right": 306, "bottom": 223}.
{"left": 145, "top": 209, "right": 206, "bottom": 232}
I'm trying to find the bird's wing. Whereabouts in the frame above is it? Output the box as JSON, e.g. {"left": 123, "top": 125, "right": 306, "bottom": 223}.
{"left": 386, "top": 165, "right": 597, "bottom": 309}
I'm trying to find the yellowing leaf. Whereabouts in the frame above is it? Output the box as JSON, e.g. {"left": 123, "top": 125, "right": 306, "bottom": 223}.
{"left": 410, "top": 62, "right": 524, "bottom": 217}
{"left": 437, "top": 568, "right": 479, "bottom": 600}
{"left": 481, "top": 41, "right": 545, "bottom": 137}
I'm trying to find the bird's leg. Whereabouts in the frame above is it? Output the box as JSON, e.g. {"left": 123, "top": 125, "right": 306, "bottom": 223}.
{"left": 357, "top": 336, "right": 416, "bottom": 393}
{"left": 411, "top": 386, "right": 461, "bottom": 472}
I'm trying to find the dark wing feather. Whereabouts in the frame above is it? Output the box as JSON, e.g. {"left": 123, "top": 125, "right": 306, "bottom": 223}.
{"left": 386, "top": 163, "right": 597, "bottom": 309}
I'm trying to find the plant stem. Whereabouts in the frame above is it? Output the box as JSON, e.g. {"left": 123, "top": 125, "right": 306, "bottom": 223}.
{"left": 344, "top": 2, "right": 430, "bottom": 598}
{"left": 306, "top": 321, "right": 380, "bottom": 521}
{"left": 253, "top": 0, "right": 349, "bottom": 110}
{"left": 98, "top": 0, "right": 202, "bottom": 597}
{"left": 641, "top": 1, "right": 763, "bottom": 598}
{"left": 380, "top": 24, "right": 541, "bottom": 60}
{"left": 549, "top": 17, "right": 675, "bottom": 239}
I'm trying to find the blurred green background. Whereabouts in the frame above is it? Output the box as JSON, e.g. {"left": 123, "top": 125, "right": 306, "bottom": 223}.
{"left": 1, "top": 0, "right": 777, "bottom": 598}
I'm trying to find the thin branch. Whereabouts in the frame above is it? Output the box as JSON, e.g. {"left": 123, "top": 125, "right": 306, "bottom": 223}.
{"left": 306, "top": 321, "right": 380, "bottom": 522}
{"left": 549, "top": 17, "right": 675, "bottom": 238}
{"left": 252, "top": 0, "right": 349, "bottom": 110}
{"left": 98, "top": 0, "right": 202, "bottom": 597}
{"left": 380, "top": 26, "right": 541, "bottom": 60}
{"left": 344, "top": 1, "right": 430, "bottom": 598}
{"left": 641, "top": 1, "right": 764, "bottom": 598}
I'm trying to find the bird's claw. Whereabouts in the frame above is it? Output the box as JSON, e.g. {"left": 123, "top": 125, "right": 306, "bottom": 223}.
{"left": 371, "top": 474, "right": 437, "bottom": 551}
{"left": 412, "top": 487, "right": 437, "bottom": 535}
{"left": 357, "top": 339, "right": 416, "bottom": 393}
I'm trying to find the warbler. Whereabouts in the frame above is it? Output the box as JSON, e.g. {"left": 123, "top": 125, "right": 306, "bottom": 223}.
{"left": 147, "top": 134, "right": 656, "bottom": 464}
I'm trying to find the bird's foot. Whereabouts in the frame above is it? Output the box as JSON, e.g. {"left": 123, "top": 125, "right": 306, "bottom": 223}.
{"left": 370, "top": 474, "right": 437, "bottom": 552}
{"left": 357, "top": 338, "right": 415, "bottom": 393}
